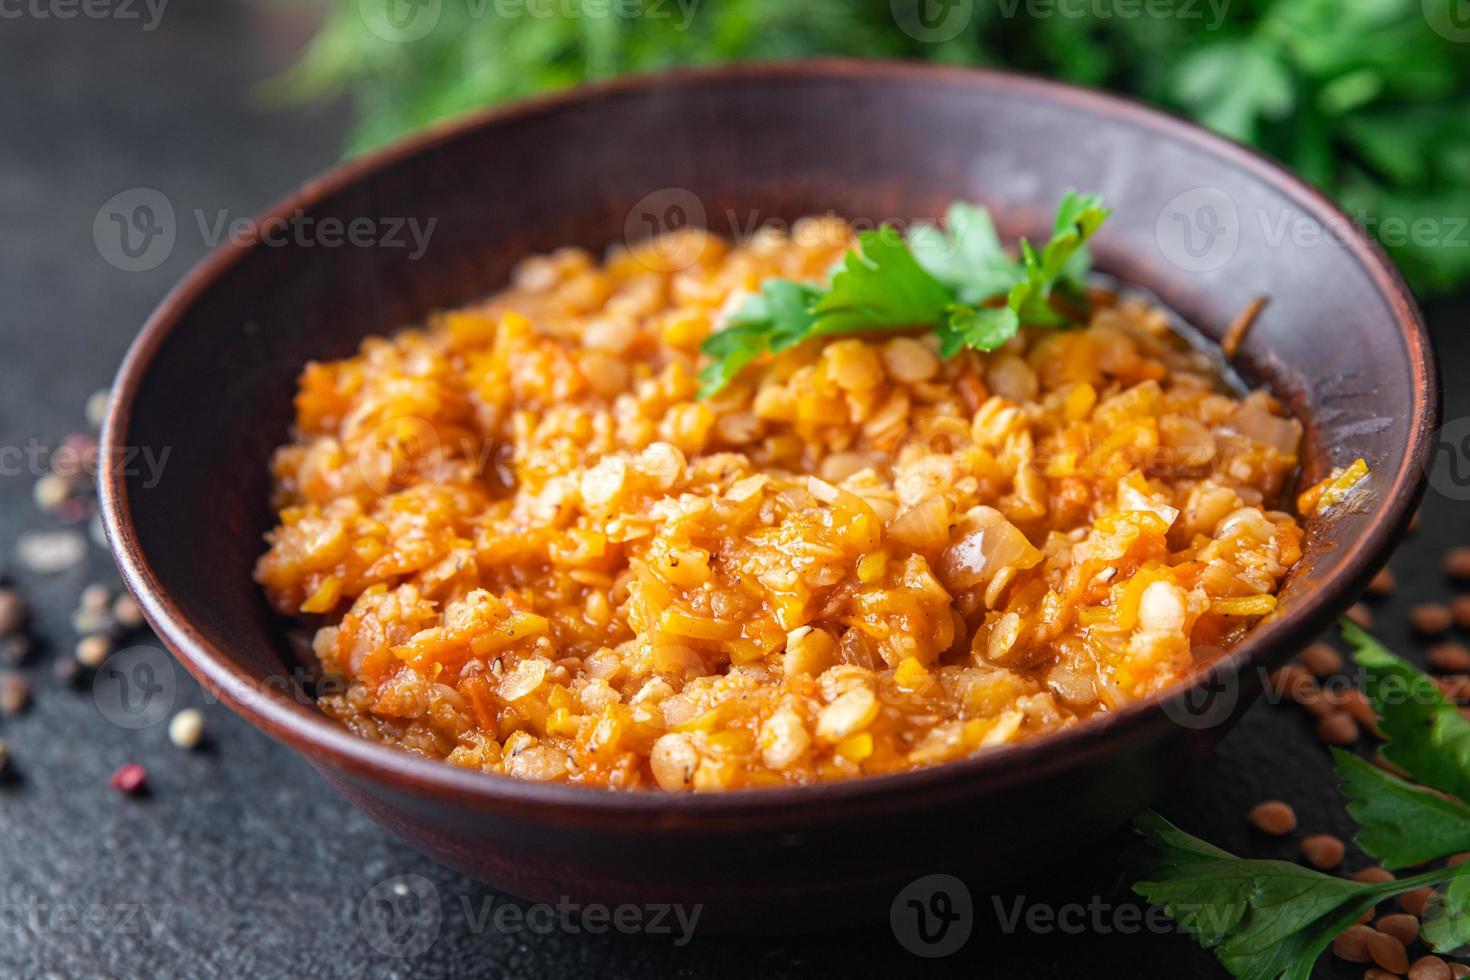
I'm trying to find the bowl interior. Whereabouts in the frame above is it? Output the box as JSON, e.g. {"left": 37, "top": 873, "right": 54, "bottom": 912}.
{"left": 105, "top": 62, "right": 1432, "bottom": 793}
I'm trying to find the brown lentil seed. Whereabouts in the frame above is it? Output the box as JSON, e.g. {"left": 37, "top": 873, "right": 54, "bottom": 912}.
{"left": 1367, "top": 930, "right": 1410, "bottom": 973}
{"left": 1318, "top": 711, "right": 1361, "bottom": 746}
{"left": 1302, "top": 833, "right": 1347, "bottom": 869}
{"left": 1366, "top": 567, "right": 1398, "bottom": 596}
{"left": 0, "top": 673, "right": 30, "bottom": 716}
{"left": 0, "top": 589, "right": 26, "bottom": 636}
{"left": 1449, "top": 852, "right": 1470, "bottom": 868}
{"left": 1334, "top": 923, "right": 1377, "bottom": 962}
{"left": 1354, "top": 868, "right": 1397, "bottom": 885}
{"left": 1347, "top": 603, "right": 1376, "bottom": 630}
{"left": 1445, "top": 547, "right": 1470, "bottom": 581}
{"left": 1343, "top": 688, "right": 1381, "bottom": 728}
{"left": 1401, "top": 887, "right": 1435, "bottom": 917}
{"left": 1302, "top": 642, "right": 1345, "bottom": 677}
{"left": 1452, "top": 964, "right": 1469, "bottom": 979}
{"left": 1364, "top": 969, "right": 1399, "bottom": 980}
{"left": 1452, "top": 595, "right": 1470, "bottom": 631}
{"left": 1412, "top": 603, "right": 1454, "bottom": 635}
{"left": 1430, "top": 643, "right": 1470, "bottom": 674}
{"left": 1410, "top": 957, "right": 1454, "bottom": 980}
{"left": 1249, "top": 800, "right": 1297, "bottom": 835}
{"left": 1377, "top": 913, "right": 1420, "bottom": 946}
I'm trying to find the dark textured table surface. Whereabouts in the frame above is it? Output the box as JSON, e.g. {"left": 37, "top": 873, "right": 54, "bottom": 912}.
{"left": 2, "top": 4, "right": 1467, "bottom": 978}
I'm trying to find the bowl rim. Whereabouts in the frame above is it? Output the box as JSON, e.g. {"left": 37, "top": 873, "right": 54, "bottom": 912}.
{"left": 99, "top": 57, "right": 1438, "bottom": 816}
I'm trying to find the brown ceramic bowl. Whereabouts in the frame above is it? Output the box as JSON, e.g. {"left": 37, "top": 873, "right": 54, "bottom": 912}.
{"left": 99, "top": 60, "right": 1436, "bottom": 931}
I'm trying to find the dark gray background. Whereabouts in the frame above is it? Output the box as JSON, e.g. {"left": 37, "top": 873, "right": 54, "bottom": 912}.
{"left": 1, "top": 3, "right": 1466, "bottom": 977}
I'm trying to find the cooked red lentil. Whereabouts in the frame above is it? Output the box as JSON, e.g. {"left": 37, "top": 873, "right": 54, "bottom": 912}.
{"left": 255, "top": 218, "right": 1307, "bottom": 791}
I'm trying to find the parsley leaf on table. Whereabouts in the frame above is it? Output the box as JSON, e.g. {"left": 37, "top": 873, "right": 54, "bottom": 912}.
{"left": 1343, "top": 620, "right": 1470, "bottom": 803}
{"left": 1128, "top": 623, "right": 1470, "bottom": 978}
{"left": 1333, "top": 749, "right": 1470, "bottom": 869}
{"left": 1423, "top": 862, "right": 1470, "bottom": 954}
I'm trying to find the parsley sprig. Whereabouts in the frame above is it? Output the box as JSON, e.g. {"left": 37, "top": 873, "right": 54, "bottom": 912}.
{"left": 1127, "top": 621, "right": 1470, "bottom": 979}
{"left": 696, "top": 192, "right": 1110, "bottom": 398}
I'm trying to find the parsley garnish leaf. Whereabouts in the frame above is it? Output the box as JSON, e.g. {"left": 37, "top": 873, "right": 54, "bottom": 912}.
{"left": 908, "top": 202, "right": 1019, "bottom": 304}
{"left": 696, "top": 279, "right": 820, "bottom": 398}
{"left": 937, "top": 305, "right": 1020, "bottom": 359}
{"left": 809, "top": 225, "right": 953, "bottom": 336}
{"left": 696, "top": 193, "right": 1110, "bottom": 396}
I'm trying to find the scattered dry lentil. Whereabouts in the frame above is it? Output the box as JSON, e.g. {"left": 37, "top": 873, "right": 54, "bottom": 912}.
{"left": 1367, "top": 930, "right": 1410, "bottom": 974}
{"left": 1430, "top": 643, "right": 1470, "bottom": 674}
{"left": 1347, "top": 603, "right": 1376, "bottom": 630}
{"left": 1342, "top": 688, "right": 1380, "bottom": 729}
{"left": 75, "top": 635, "right": 110, "bottom": 669}
{"left": 1248, "top": 799, "right": 1297, "bottom": 835}
{"left": 1301, "top": 642, "right": 1345, "bottom": 677}
{"left": 0, "top": 673, "right": 30, "bottom": 717}
{"left": 1333, "top": 923, "right": 1376, "bottom": 962}
{"left": 1366, "top": 567, "right": 1398, "bottom": 597}
{"left": 1411, "top": 957, "right": 1455, "bottom": 980}
{"left": 1412, "top": 603, "right": 1454, "bottom": 636}
{"left": 1445, "top": 547, "right": 1470, "bottom": 581}
{"left": 1401, "top": 887, "right": 1435, "bottom": 918}
{"left": 1453, "top": 595, "right": 1470, "bottom": 631}
{"left": 1449, "top": 852, "right": 1470, "bottom": 868}
{"left": 168, "top": 709, "right": 205, "bottom": 750}
{"left": 1377, "top": 913, "right": 1421, "bottom": 946}
{"left": 1301, "top": 833, "right": 1346, "bottom": 869}
{"left": 108, "top": 763, "right": 146, "bottom": 795}
{"left": 1363, "top": 969, "right": 1397, "bottom": 980}
{"left": 1353, "top": 868, "right": 1397, "bottom": 885}
{"left": 0, "top": 589, "right": 26, "bottom": 636}
{"left": 1317, "top": 711, "right": 1360, "bottom": 746}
